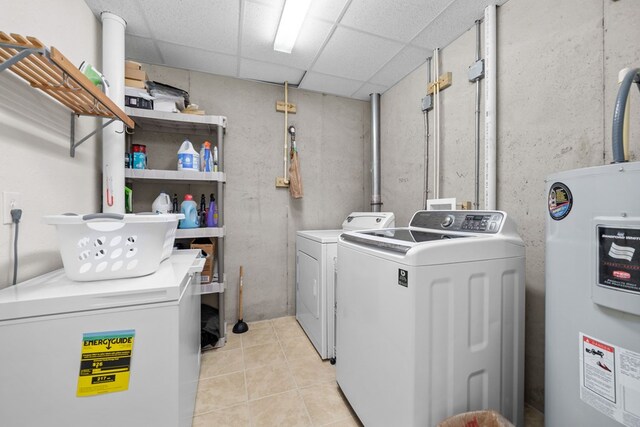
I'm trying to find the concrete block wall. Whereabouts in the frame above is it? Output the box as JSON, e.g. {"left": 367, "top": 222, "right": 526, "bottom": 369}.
{"left": 380, "top": 0, "right": 640, "bottom": 412}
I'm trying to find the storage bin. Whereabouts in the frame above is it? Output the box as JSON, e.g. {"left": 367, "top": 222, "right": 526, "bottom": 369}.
{"left": 44, "top": 213, "right": 183, "bottom": 281}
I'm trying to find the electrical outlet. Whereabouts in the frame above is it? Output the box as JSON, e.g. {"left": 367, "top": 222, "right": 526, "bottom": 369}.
{"left": 3, "top": 192, "right": 21, "bottom": 224}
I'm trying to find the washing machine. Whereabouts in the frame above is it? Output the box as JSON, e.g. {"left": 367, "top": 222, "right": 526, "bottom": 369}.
{"left": 296, "top": 212, "right": 394, "bottom": 360}
{"left": 545, "top": 163, "right": 640, "bottom": 426}
{"left": 336, "top": 210, "right": 525, "bottom": 427}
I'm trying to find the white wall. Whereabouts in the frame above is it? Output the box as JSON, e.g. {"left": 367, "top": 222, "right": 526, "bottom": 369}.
{"left": 0, "top": 0, "right": 102, "bottom": 288}
{"left": 379, "top": 0, "right": 640, "bottom": 412}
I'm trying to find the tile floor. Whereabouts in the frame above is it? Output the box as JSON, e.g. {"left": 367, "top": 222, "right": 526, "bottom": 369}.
{"left": 193, "top": 316, "right": 545, "bottom": 427}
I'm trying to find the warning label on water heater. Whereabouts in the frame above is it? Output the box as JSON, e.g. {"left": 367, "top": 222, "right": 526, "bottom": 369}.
{"left": 579, "top": 333, "right": 640, "bottom": 426}
{"left": 77, "top": 329, "right": 135, "bottom": 397}
{"left": 598, "top": 226, "right": 640, "bottom": 294}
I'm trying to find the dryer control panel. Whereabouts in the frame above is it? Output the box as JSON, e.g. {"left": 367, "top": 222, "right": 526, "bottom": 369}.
{"left": 410, "top": 210, "right": 504, "bottom": 233}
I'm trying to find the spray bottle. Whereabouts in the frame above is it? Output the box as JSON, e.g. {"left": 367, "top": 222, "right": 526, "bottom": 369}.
{"left": 200, "top": 141, "right": 213, "bottom": 172}
{"left": 213, "top": 146, "right": 219, "bottom": 172}
{"left": 172, "top": 193, "right": 179, "bottom": 214}
{"left": 206, "top": 193, "right": 218, "bottom": 227}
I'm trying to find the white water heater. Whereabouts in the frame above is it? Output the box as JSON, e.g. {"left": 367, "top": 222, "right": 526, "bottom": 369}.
{"left": 545, "top": 163, "right": 640, "bottom": 426}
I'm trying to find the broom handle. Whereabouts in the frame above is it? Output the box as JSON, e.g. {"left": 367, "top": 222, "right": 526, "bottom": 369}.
{"left": 238, "top": 266, "right": 244, "bottom": 320}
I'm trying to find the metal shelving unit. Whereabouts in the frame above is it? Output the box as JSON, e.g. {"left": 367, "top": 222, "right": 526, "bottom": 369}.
{"left": 125, "top": 107, "right": 227, "bottom": 348}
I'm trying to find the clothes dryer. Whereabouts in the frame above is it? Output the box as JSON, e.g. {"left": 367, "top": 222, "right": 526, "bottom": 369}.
{"left": 296, "top": 212, "right": 394, "bottom": 361}
{"left": 336, "top": 210, "right": 525, "bottom": 427}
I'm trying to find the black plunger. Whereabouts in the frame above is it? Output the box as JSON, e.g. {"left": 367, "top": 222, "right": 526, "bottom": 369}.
{"left": 232, "top": 266, "right": 249, "bottom": 334}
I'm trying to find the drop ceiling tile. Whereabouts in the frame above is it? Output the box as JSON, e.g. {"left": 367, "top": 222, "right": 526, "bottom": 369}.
{"left": 370, "top": 45, "right": 429, "bottom": 87}
{"left": 138, "top": 0, "right": 239, "bottom": 55}
{"left": 351, "top": 82, "right": 389, "bottom": 101}
{"left": 410, "top": 0, "right": 508, "bottom": 49}
{"left": 308, "top": 0, "right": 349, "bottom": 22}
{"left": 125, "top": 35, "right": 163, "bottom": 64}
{"left": 299, "top": 72, "right": 364, "bottom": 98}
{"left": 312, "top": 27, "right": 403, "bottom": 81}
{"left": 157, "top": 41, "right": 238, "bottom": 76}
{"left": 84, "top": 0, "right": 152, "bottom": 37}
{"left": 239, "top": 58, "right": 305, "bottom": 84}
{"left": 340, "top": 0, "right": 452, "bottom": 43}
{"left": 242, "top": 1, "right": 332, "bottom": 69}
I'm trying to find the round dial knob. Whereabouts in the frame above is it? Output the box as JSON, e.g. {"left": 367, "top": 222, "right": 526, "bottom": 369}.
{"left": 441, "top": 215, "right": 455, "bottom": 228}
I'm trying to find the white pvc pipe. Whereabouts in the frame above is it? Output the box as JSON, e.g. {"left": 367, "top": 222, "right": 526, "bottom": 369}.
{"left": 484, "top": 5, "right": 497, "bottom": 210}
{"left": 101, "top": 12, "right": 126, "bottom": 213}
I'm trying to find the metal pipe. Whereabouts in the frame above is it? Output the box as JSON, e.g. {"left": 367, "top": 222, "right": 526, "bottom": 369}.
{"left": 613, "top": 68, "right": 640, "bottom": 163}
{"left": 101, "top": 12, "right": 126, "bottom": 213}
{"left": 474, "top": 20, "right": 481, "bottom": 209}
{"left": 484, "top": 5, "right": 497, "bottom": 210}
{"left": 423, "top": 57, "right": 432, "bottom": 209}
{"left": 434, "top": 48, "right": 440, "bottom": 199}
{"left": 371, "top": 93, "right": 382, "bottom": 212}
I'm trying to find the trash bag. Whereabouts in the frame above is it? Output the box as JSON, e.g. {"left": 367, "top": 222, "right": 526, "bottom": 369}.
{"left": 201, "top": 304, "right": 220, "bottom": 350}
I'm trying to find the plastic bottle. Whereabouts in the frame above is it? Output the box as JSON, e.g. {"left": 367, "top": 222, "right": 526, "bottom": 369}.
{"left": 152, "top": 192, "right": 172, "bottom": 214}
{"left": 179, "top": 194, "right": 199, "bottom": 229}
{"left": 199, "top": 194, "right": 207, "bottom": 227}
{"left": 213, "top": 146, "right": 219, "bottom": 172}
{"left": 172, "top": 193, "right": 179, "bottom": 214}
{"left": 177, "top": 138, "right": 199, "bottom": 171}
{"left": 206, "top": 193, "right": 218, "bottom": 227}
{"left": 200, "top": 141, "right": 213, "bottom": 172}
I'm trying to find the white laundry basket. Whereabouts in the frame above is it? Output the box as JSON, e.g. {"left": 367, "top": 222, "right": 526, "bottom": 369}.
{"left": 44, "top": 213, "right": 184, "bottom": 281}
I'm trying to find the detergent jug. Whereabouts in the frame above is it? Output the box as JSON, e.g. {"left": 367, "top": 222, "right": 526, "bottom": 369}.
{"left": 152, "top": 192, "right": 172, "bottom": 214}
{"left": 179, "top": 194, "right": 199, "bottom": 228}
{"left": 177, "top": 139, "right": 199, "bottom": 171}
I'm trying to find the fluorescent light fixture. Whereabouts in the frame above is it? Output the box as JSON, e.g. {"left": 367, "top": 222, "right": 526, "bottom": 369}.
{"left": 273, "top": 0, "right": 312, "bottom": 53}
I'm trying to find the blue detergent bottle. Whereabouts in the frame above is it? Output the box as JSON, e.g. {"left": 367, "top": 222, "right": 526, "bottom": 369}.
{"left": 179, "top": 194, "right": 199, "bottom": 228}
{"left": 206, "top": 193, "right": 218, "bottom": 227}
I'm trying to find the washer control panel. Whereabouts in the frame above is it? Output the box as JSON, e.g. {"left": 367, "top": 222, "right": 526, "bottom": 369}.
{"left": 410, "top": 210, "right": 504, "bottom": 233}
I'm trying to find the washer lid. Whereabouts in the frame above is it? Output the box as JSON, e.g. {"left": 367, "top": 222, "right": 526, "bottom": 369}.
{"left": 0, "top": 250, "right": 200, "bottom": 321}
{"left": 342, "top": 212, "right": 395, "bottom": 231}
{"left": 342, "top": 228, "right": 472, "bottom": 254}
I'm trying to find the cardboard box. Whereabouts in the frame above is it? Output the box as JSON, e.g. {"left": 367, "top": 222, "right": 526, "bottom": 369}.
{"left": 191, "top": 238, "right": 216, "bottom": 284}
{"left": 125, "top": 60, "right": 142, "bottom": 70}
{"left": 125, "top": 67, "right": 147, "bottom": 81}
{"left": 125, "top": 78, "right": 146, "bottom": 89}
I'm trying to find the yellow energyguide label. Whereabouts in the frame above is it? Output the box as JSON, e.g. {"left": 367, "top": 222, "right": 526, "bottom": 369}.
{"left": 77, "top": 330, "right": 135, "bottom": 397}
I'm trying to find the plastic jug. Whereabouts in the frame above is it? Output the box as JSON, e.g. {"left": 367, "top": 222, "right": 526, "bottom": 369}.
{"left": 200, "top": 141, "right": 213, "bottom": 172}
{"left": 152, "top": 192, "right": 172, "bottom": 214}
{"left": 179, "top": 194, "right": 199, "bottom": 229}
{"left": 177, "top": 139, "right": 199, "bottom": 171}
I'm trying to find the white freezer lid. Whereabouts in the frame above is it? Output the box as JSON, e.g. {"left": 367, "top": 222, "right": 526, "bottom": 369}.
{"left": 341, "top": 212, "right": 395, "bottom": 231}
{"left": 297, "top": 229, "right": 343, "bottom": 244}
{"left": 0, "top": 250, "right": 201, "bottom": 322}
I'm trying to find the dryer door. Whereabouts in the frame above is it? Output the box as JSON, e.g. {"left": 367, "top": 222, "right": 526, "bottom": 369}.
{"left": 296, "top": 246, "right": 324, "bottom": 356}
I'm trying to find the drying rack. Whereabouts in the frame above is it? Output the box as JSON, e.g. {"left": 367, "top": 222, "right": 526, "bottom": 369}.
{"left": 0, "top": 32, "right": 134, "bottom": 157}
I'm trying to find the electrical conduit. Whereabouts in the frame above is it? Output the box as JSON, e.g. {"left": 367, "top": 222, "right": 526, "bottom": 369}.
{"left": 484, "top": 4, "right": 497, "bottom": 210}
